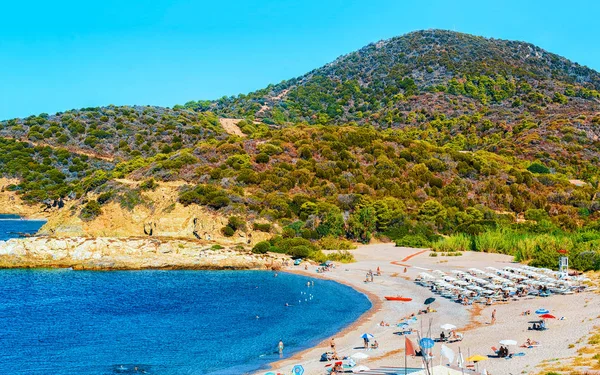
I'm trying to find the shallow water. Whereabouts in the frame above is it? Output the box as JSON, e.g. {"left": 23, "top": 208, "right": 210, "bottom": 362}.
{"left": 0, "top": 269, "right": 371, "bottom": 375}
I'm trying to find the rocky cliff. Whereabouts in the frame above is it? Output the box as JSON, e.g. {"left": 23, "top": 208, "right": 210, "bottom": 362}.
{"left": 0, "top": 237, "right": 288, "bottom": 270}
{"left": 1, "top": 178, "right": 273, "bottom": 244}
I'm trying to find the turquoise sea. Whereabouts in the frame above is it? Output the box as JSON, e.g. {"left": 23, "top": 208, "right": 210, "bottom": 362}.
{"left": 0, "top": 220, "right": 371, "bottom": 375}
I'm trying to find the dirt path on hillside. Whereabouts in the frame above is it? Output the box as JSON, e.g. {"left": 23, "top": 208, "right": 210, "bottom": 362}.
{"left": 1, "top": 136, "right": 115, "bottom": 162}
{"left": 218, "top": 118, "right": 246, "bottom": 137}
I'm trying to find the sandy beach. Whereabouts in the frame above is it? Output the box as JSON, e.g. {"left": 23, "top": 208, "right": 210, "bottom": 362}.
{"left": 259, "top": 244, "right": 600, "bottom": 375}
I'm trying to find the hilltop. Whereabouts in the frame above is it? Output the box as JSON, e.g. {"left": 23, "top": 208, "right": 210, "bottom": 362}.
{"left": 186, "top": 29, "right": 600, "bottom": 123}
{"left": 1, "top": 30, "right": 600, "bottom": 270}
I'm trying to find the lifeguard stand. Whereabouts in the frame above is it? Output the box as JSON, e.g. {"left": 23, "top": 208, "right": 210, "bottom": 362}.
{"left": 559, "top": 256, "right": 569, "bottom": 279}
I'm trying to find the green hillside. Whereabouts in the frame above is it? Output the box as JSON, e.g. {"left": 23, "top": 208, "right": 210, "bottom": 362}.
{"left": 2, "top": 30, "right": 600, "bottom": 269}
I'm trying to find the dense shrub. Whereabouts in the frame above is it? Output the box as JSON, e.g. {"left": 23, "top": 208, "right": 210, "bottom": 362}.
{"left": 395, "top": 234, "right": 432, "bottom": 248}
{"left": 325, "top": 250, "right": 355, "bottom": 263}
{"left": 432, "top": 234, "right": 471, "bottom": 252}
{"left": 97, "top": 191, "right": 113, "bottom": 205}
{"left": 319, "top": 236, "right": 356, "bottom": 250}
{"left": 139, "top": 178, "right": 158, "bottom": 191}
{"left": 178, "top": 185, "right": 230, "bottom": 209}
{"left": 252, "top": 222, "right": 271, "bottom": 232}
{"left": 527, "top": 162, "right": 550, "bottom": 174}
{"left": 252, "top": 241, "right": 270, "bottom": 254}
{"left": 227, "top": 216, "right": 246, "bottom": 232}
{"left": 571, "top": 251, "right": 600, "bottom": 271}
{"left": 221, "top": 226, "right": 235, "bottom": 237}
{"left": 80, "top": 200, "right": 102, "bottom": 221}
{"left": 288, "top": 245, "right": 311, "bottom": 258}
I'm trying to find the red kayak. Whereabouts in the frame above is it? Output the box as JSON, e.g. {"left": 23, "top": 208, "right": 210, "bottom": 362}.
{"left": 385, "top": 296, "right": 412, "bottom": 302}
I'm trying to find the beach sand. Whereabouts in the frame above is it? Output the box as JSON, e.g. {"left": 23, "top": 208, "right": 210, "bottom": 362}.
{"left": 258, "top": 243, "right": 600, "bottom": 375}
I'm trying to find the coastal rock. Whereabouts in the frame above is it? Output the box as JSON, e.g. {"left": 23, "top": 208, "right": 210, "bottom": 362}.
{"left": 0, "top": 237, "right": 289, "bottom": 270}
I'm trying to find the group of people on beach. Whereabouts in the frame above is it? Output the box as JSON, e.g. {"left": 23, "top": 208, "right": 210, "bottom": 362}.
{"left": 364, "top": 267, "right": 382, "bottom": 283}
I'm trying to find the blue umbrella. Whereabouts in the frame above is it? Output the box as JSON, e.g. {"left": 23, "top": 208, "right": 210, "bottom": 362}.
{"left": 292, "top": 365, "right": 304, "bottom": 375}
{"left": 397, "top": 323, "right": 409, "bottom": 327}
{"left": 419, "top": 337, "right": 435, "bottom": 349}
{"left": 535, "top": 309, "right": 549, "bottom": 314}
{"left": 361, "top": 333, "right": 374, "bottom": 339}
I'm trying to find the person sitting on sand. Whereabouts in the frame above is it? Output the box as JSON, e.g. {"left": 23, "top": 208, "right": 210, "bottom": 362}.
{"left": 371, "top": 340, "right": 379, "bottom": 349}
{"left": 521, "top": 338, "right": 539, "bottom": 347}
{"left": 449, "top": 330, "right": 460, "bottom": 341}
{"left": 498, "top": 345, "right": 507, "bottom": 358}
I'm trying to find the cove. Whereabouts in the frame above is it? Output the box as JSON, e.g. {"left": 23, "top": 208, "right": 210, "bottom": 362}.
{"left": 0, "top": 269, "right": 371, "bottom": 375}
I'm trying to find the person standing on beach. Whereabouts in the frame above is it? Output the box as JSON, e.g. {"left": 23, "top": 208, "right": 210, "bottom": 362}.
{"left": 491, "top": 309, "right": 496, "bottom": 324}
{"left": 330, "top": 337, "right": 336, "bottom": 351}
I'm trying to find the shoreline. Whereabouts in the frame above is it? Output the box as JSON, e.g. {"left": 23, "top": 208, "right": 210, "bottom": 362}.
{"left": 1, "top": 234, "right": 598, "bottom": 374}
{"left": 255, "top": 243, "right": 600, "bottom": 375}
{"left": 265, "top": 268, "right": 382, "bottom": 371}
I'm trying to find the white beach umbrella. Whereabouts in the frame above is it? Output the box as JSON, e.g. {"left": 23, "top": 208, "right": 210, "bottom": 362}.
{"left": 352, "top": 365, "right": 370, "bottom": 373}
{"left": 499, "top": 339, "right": 517, "bottom": 346}
{"left": 440, "top": 323, "right": 457, "bottom": 330}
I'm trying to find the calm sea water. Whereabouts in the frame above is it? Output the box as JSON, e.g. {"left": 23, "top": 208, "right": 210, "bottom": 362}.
{"left": 0, "top": 269, "right": 370, "bottom": 375}
{"left": 0, "top": 215, "right": 46, "bottom": 241}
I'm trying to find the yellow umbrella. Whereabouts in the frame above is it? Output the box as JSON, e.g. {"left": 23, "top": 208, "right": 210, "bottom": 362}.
{"left": 466, "top": 354, "right": 488, "bottom": 362}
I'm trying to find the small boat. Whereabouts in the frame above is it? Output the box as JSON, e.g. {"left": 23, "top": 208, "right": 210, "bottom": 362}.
{"left": 385, "top": 296, "right": 412, "bottom": 301}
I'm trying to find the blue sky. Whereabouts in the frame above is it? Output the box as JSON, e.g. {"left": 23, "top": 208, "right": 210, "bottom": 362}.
{"left": 1, "top": 0, "right": 599, "bottom": 119}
